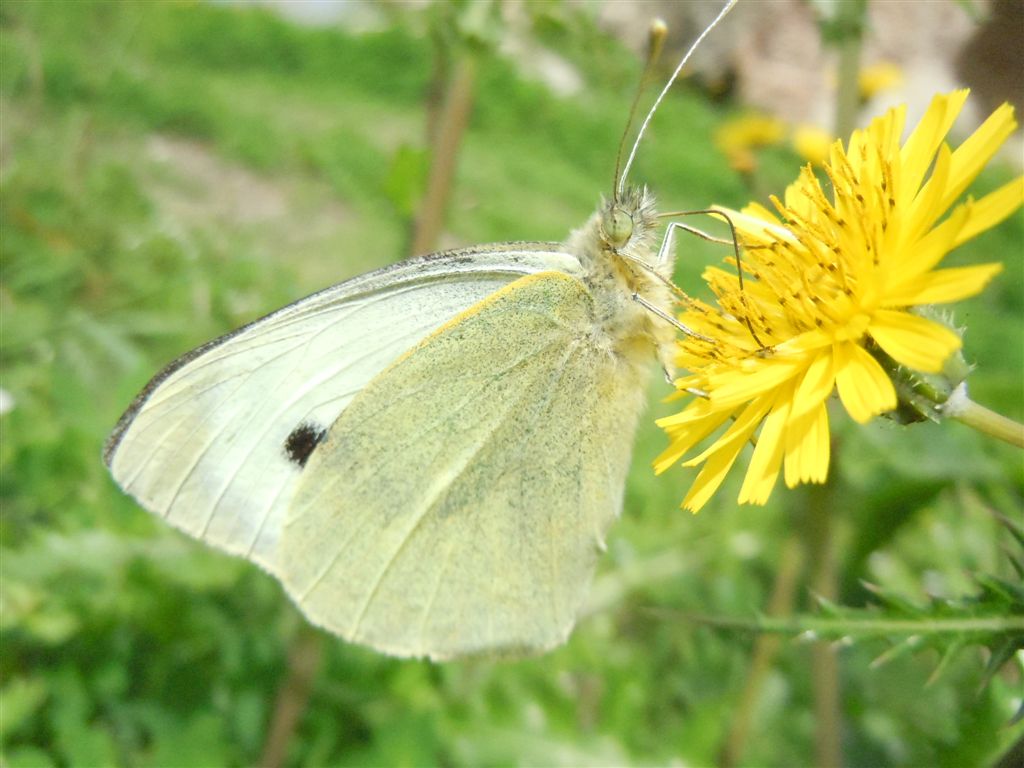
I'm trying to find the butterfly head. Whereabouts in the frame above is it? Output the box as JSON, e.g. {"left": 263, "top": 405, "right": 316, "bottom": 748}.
{"left": 600, "top": 204, "right": 634, "bottom": 250}
{"left": 597, "top": 186, "right": 658, "bottom": 260}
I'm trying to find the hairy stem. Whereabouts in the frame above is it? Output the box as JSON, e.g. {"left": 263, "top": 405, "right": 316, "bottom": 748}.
{"left": 673, "top": 612, "right": 1024, "bottom": 636}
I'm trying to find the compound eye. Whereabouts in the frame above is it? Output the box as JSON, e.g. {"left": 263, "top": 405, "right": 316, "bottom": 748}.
{"left": 602, "top": 206, "right": 634, "bottom": 248}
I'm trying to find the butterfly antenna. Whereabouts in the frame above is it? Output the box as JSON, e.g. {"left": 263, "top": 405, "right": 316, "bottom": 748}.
{"left": 612, "top": 19, "right": 668, "bottom": 202}
{"left": 617, "top": 0, "right": 737, "bottom": 200}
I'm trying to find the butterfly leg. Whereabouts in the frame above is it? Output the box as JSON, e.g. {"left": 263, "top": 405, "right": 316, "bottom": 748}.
{"left": 656, "top": 212, "right": 767, "bottom": 349}
{"left": 630, "top": 291, "right": 711, "bottom": 342}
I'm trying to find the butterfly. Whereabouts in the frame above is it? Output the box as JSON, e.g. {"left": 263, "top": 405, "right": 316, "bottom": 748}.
{"left": 104, "top": 1, "right": 737, "bottom": 660}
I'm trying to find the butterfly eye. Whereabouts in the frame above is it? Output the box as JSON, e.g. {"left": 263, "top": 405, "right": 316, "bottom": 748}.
{"left": 602, "top": 206, "right": 634, "bottom": 248}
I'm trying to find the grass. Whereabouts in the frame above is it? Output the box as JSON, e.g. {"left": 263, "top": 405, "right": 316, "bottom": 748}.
{"left": 1, "top": 2, "right": 1022, "bottom": 766}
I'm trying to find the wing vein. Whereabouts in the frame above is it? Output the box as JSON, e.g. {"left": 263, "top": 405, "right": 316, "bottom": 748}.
{"left": 345, "top": 339, "right": 581, "bottom": 639}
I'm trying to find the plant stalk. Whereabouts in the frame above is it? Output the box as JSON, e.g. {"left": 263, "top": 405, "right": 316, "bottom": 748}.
{"left": 805, "top": 478, "right": 842, "bottom": 768}
{"left": 410, "top": 53, "right": 476, "bottom": 257}
{"left": 944, "top": 387, "right": 1024, "bottom": 448}
{"left": 668, "top": 612, "right": 1024, "bottom": 636}
{"left": 832, "top": 0, "right": 866, "bottom": 141}
{"left": 718, "top": 533, "right": 805, "bottom": 768}
{"left": 259, "top": 624, "right": 324, "bottom": 768}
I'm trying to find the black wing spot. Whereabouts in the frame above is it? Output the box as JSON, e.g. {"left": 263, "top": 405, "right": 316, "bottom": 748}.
{"left": 284, "top": 422, "right": 327, "bottom": 468}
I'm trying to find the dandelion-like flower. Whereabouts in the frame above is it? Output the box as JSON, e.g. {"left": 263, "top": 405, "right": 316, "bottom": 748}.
{"left": 858, "top": 61, "right": 904, "bottom": 100}
{"left": 715, "top": 112, "right": 787, "bottom": 173}
{"left": 792, "top": 123, "right": 833, "bottom": 166}
{"left": 657, "top": 90, "right": 1023, "bottom": 512}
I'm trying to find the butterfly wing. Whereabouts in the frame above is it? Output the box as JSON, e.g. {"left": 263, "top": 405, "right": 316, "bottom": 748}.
{"left": 105, "top": 244, "right": 582, "bottom": 575}
{"left": 280, "top": 271, "right": 650, "bottom": 659}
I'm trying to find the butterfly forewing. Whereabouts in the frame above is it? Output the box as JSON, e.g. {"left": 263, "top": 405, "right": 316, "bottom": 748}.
{"left": 105, "top": 245, "right": 583, "bottom": 575}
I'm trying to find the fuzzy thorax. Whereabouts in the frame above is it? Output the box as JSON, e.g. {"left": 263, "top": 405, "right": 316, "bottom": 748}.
{"left": 566, "top": 186, "right": 677, "bottom": 378}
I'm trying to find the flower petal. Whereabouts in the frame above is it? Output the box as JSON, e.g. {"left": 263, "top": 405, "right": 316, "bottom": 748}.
{"left": 784, "top": 403, "right": 831, "bottom": 487}
{"left": 834, "top": 341, "right": 896, "bottom": 422}
{"left": 869, "top": 310, "right": 962, "bottom": 373}
{"left": 790, "top": 351, "right": 835, "bottom": 421}
{"left": 683, "top": 439, "right": 747, "bottom": 512}
{"left": 682, "top": 397, "right": 770, "bottom": 467}
{"left": 654, "top": 407, "right": 734, "bottom": 474}
{"left": 885, "top": 263, "right": 1003, "bottom": 306}
{"left": 887, "top": 200, "right": 968, "bottom": 290}
{"left": 954, "top": 175, "right": 1024, "bottom": 247}
{"left": 681, "top": 401, "right": 765, "bottom": 512}
{"left": 897, "top": 91, "right": 967, "bottom": 208}
{"left": 656, "top": 399, "right": 717, "bottom": 428}
{"left": 709, "top": 359, "right": 802, "bottom": 410}
{"left": 738, "top": 388, "right": 792, "bottom": 505}
{"left": 938, "top": 102, "right": 1019, "bottom": 214}
{"left": 904, "top": 143, "right": 953, "bottom": 247}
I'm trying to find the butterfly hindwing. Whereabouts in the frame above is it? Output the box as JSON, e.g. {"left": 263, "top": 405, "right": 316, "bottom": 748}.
{"left": 105, "top": 245, "right": 583, "bottom": 575}
{"left": 280, "top": 271, "right": 649, "bottom": 659}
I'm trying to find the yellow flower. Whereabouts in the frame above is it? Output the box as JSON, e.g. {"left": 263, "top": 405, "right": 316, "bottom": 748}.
{"left": 792, "top": 123, "right": 833, "bottom": 166}
{"left": 715, "top": 112, "right": 787, "bottom": 172}
{"left": 858, "top": 61, "right": 904, "bottom": 100}
{"left": 656, "top": 91, "right": 1023, "bottom": 512}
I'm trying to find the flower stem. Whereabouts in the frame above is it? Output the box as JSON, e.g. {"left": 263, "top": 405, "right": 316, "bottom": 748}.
{"left": 804, "top": 474, "right": 842, "bottom": 768}
{"left": 832, "top": 0, "right": 867, "bottom": 140}
{"left": 944, "top": 385, "right": 1024, "bottom": 448}
{"left": 672, "top": 612, "right": 1024, "bottom": 636}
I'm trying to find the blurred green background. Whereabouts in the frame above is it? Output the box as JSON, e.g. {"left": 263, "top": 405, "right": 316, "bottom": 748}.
{"left": 2, "top": 1, "right": 1022, "bottom": 766}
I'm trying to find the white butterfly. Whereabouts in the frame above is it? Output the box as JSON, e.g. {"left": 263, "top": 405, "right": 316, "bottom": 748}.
{"left": 105, "top": 2, "right": 736, "bottom": 660}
